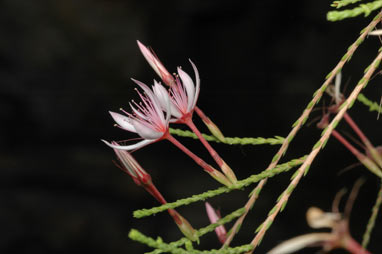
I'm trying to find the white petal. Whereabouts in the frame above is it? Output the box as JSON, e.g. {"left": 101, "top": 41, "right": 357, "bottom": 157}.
{"left": 178, "top": 67, "right": 195, "bottom": 112}
{"left": 132, "top": 119, "right": 163, "bottom": 140}
{"left": 102, "top": 139, "right": 153, "bottom": 151}
{"left": 169, "top": 103, "right": 182, "bottom": 119}
{"left": 169, "top": 117, "right": 180, "bottom": 123}
{"left": 189, "top": 60, "right": 200, "bottom": 109}
{"left": 109, "top": 111, "right": 136, "bottom": 132}
{"left": 153, "top": 80, "right": 169, "bottom": 110}
{"left": 267, "top": 233, "right": 332, "bottom": 254}
{"left": 151, "top": 80, "right": 174, "bottom": 122}
{"left": 369, "top": 29, "right": 382, "bottom": 36}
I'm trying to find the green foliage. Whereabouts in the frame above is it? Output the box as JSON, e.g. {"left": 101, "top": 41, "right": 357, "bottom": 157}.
{"left": 362, "top": 181, "right": 382, "bottom": 248}
{"left": 129, "top": 229, "right": 254, "bottom": 254}
{"left": 332, "top": 0, "right": 364, "bottom": 8}
{"left": 133, "top": 156, "right": 306, "bottom": 218}
{"left": 357, "top": 93, "right": 382, "bottom": 112}
{"left": 197, "top": 208, "right": 246, "bottom": 237}
{"left": 327, "top": 0, "right": 382, "bottom": 21}
{"left": 169, "top": 128, "right": 284, "bottom": 145}
{"left": 128, "top": 8, "right": 382, "bottom": 253}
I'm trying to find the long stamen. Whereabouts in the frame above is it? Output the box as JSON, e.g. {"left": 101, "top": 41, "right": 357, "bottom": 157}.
{"left": 343, "top": 113, "right": 382, "bottom": 168}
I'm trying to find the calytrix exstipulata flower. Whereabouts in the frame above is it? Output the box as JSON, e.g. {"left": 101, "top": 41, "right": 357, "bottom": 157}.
{"left": 103, "top": 79, "right": 232, "bottom": 187}
{"left": 103, "top": 79, "right": 171, "bottom": 151}
{"left": 153, "top": 60, "right": 237, "bottom": 183}
{"left": 137, "top": 40, "right": 226, "bottom": 142}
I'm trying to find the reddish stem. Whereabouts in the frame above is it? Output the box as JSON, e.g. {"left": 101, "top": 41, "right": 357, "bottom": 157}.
{"left": 185, "top": 118, "right": 223, "bottom": 167}
{"left": 344, "top": 236, "right": 371, "bottom": 254}
{"left": 344, "top": 113, "right": 382, "bottom": 167}
{"left": 195, "top": 106, "right": 211, "bottom": 124}
{"left": 332, "top": 130, "right": 382, "bottom": 177}
{"left": 166, "top": 134, "right": 214, "bottom": 173}
{"left": 332, "top": 130, "right": 364, "bottom": 159}
{"left": 144, "top": 182, "right": 167, "bottom": 205}
{"left": 344, "top": 113, "right": 370, "bottom": 146}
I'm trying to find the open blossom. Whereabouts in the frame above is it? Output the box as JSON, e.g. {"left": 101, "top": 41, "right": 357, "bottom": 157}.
{"left": 102, "top": 79, "right": 171, "bottom": 150}
{"left": 153, "top": 60, "right": 200, "bottom": 122}
{"left": 152, "top": 58, "right": 236, "bottom": 183}
{"left": 137, "top": 40, "right": 226, "bottom": 142}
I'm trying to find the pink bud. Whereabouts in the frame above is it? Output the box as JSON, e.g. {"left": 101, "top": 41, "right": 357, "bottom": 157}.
{"left": 112, "top": 142, "right": 151, "bottom": 186}
{"left": 137, "top": 40, "right": 175, "bottom": 86}
{"left": 205, "top": 202, "right": 227, "bottom": 244}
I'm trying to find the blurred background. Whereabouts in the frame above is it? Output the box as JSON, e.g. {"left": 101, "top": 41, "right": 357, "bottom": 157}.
{"left": 1, "top": 0, "right": 382, "bottom": 253}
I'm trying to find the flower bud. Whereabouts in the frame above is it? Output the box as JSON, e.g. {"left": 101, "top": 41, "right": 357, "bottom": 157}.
{"left": 137, "top": 40, "right": 175, "bottom": 86}
{"left": 205, "top": 202, "right": 227, "bottom": 244}
{"left": 112, "top": 142, "right": 151, "bottom": 186}
{"left": 168, "top": 209, "right": 199, "bottom": 242}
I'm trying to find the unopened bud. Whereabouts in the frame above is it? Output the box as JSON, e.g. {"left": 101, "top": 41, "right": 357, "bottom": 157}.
{"left": 194, "top": 107, "right": 226, "bottom": 142}
{"left": 206, "top": 166, "right": 233, "bottom": 187}
{"left": 205, "top": 202, "right": 227, "bottom": 244}
{"left": 168, "top": 209, "right": 199, "bottom": 242}
{"left": 137, "top": 40, "right": 175, "bottom": 86}
{"left": 112, "top": 142, "right": 151, "bottom": 186}
{"left": 221, "top": 161, "right": 238, "bottom": 184}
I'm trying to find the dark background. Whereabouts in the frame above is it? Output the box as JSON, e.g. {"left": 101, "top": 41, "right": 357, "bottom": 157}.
{"left": 1, "top": 0, "right": 382, "bottom": 253}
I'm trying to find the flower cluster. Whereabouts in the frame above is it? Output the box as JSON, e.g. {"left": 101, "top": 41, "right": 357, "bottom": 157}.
{"left": 103, "top": 41, "right": 236, "bottom": 186}
{"left": 103, "top": 41, "right": 238, "bottom": 241}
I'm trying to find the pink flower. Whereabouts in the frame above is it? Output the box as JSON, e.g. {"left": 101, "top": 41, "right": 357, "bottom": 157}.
{"left": 102, "top": 79, "right": 171, "bottom": 150}
{"left": 137, "top": 40, "right": 175, "bottom": 86}
{"left": 205, "top": 202, "right": 227, "bottom": 244}
{"left": 153, "top": 60, "right": 200, "bottom": 123}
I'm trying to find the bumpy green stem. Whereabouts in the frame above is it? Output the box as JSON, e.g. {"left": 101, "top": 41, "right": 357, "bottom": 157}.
{"left": 129, "top": 229, "right": 254, "bottom": 254}
{"left": 362, "top": 181, "right": 382, "bottom": 248}
{"left": 249, "top": 43, "right": 382, "bottom": 252}
{"left": 327, "top": 0, "right": 382, "bottom": 21}
{"left": 357, "top": 93, "right": 382, "bottom": 112}
{"left": 331, "top": 0, "right": 364, "bottom": 8}
{"left": 223, "top": 12, "right": 382, "bottom": 248}
{"left": 133, "top": 156, "right": 306, "bottom": 219}
{"left": 169, "top": 128, "right": 284, "bottom": 145}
